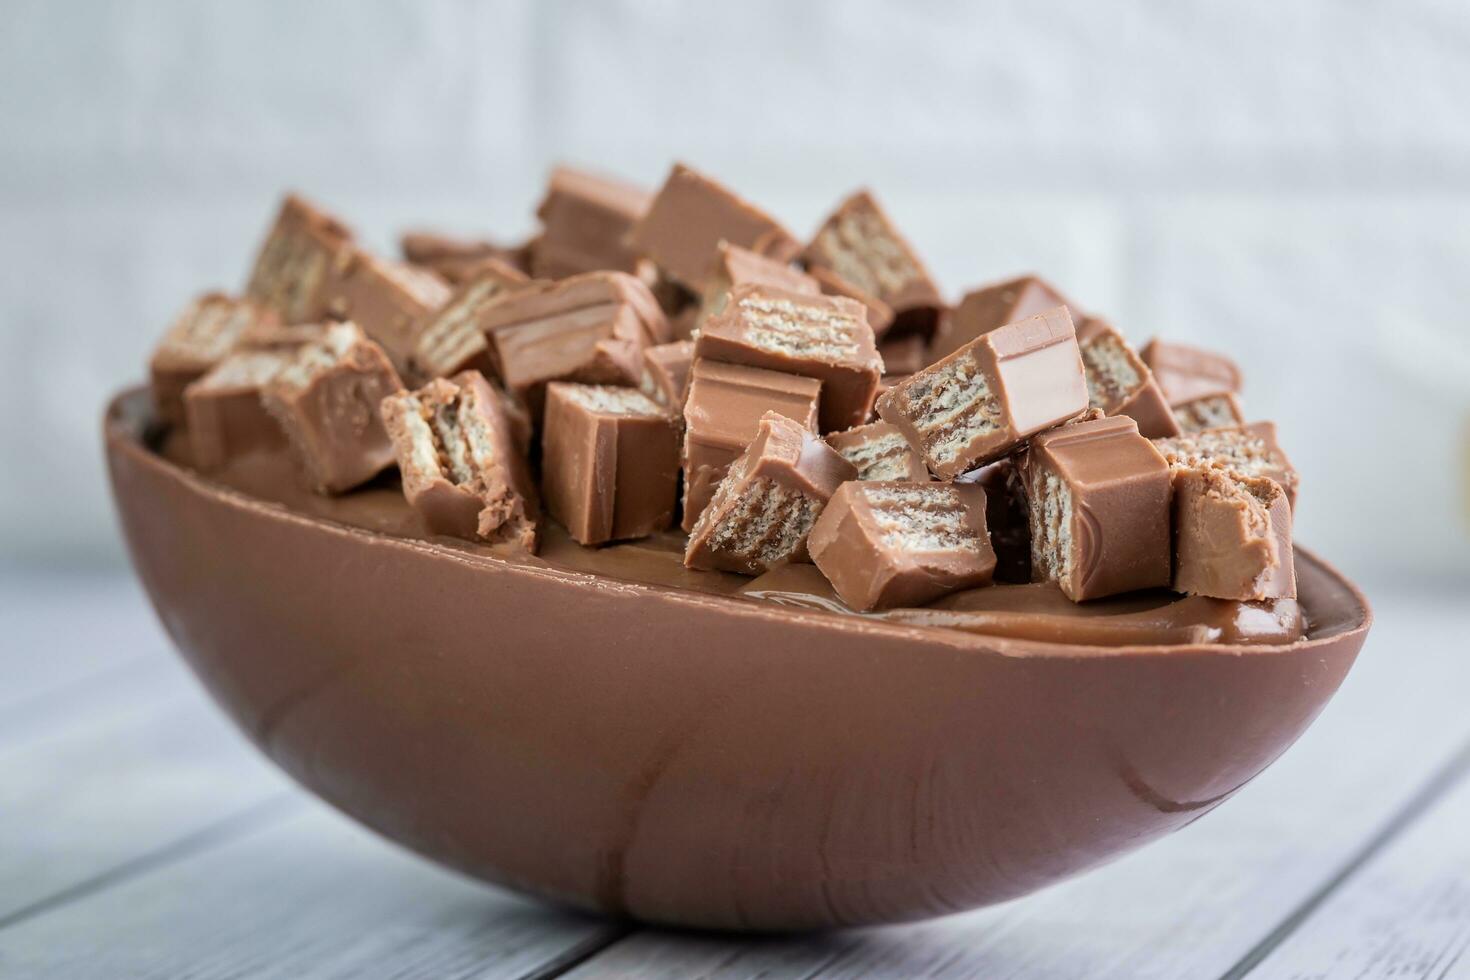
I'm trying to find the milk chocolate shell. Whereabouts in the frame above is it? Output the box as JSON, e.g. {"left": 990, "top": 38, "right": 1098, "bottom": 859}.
{"left": 105, "top": 388, "right": 1371, "bottom": 931}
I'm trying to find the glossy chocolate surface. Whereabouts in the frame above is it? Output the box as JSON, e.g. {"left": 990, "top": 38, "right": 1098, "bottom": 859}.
{"left": 107, "top": 387, "right": 1370, "bottom": 930}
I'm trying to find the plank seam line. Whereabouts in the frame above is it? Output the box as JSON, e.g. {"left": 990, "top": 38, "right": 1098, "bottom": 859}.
{"left": 1218, "top": 730, "right": 1470, "bottom": 980}
{"left": 520, "top": 924, "right": 636, "bottom": 980}
{"left": 0, "top": 791, "right": 302, "bottom": 934}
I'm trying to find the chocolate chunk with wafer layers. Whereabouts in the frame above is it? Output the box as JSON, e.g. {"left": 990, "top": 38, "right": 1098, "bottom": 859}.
{"left": 150, "top": 292, "right": 279, "bottom": 424}
{"left": 930, "top": 274, "right": 1073, "bottom": 362}
{"left": 184, "top": 348, "right": 295, "bottom": 469}
{"left": 531, "top": 165, "right": 652, "bottom": 279}
{"left": 685, "top": 412, "right": 855, "bottom": 575}
{"left": 825, "top": 420, "right": 929, "bottom": 482}
{"left": 245, "top": 194, "right": 353, "bottom": 324}
{"left": 692, "top": 242, "right": 819, "bottom": 338}
{"left": 408, "top": 258, "right": 530, "bottom": 382}
{"left": 324, "top": 249, "right": 452, "bottom": 375}
{"left": 1076, "top": 317, "right": 1180, "bottom": 438}
{"left": 1155, "top": 421, "right": 1298, "bottom": 509}
{"left": 1173, "top": 391, "right": 1246, "bottom": 433}
{"left": 1140, "top": 338, "right": 1243, "bottom": 406}
{"left": 639, "top": 341, "right": 695, "bottom": 410}
{"left": 400, "top": 231, "right": 530, "bottom": 285}
{"left": 809, "top": 481, "right": 997, "bottom": 611}
{"left": 1172, "top": 467, "right": 1295, "bottom": 601}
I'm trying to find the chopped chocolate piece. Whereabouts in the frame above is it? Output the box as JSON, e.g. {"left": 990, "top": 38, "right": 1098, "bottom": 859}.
{"left": 408, "top": 258, "right": 530, "bottom": 383}
{"left": 245, "top": 194, "right": 353, "bottom": 324}
{"left": 877, "top": 307, "right": 1089, "bottom": 478}
{"left": 184, "top": 348, "right": 294, "bottom": 468}
{"left": 808, "top": 481, "right": 996, "bottom": 611}
{"left": 692, "top": 242, "right": 819, "bottom": 338}
{"left": 150, "top": 292, "right": 279, "bottom": 424}
{"left": 967, "top": 458, "right": 1031, "bottom": 583}
{"left": 1076, "top": 317, "right": 1180, "bottom": 438}
{"left": 380, "top": 370, "right": 537, "bottom": 548}
{"left": 808, "top": 266, "right": 896, "bottom": 338}
{"left": 541, "top": 383, "right": 680, "bottom": 545}
{"left": 876, "top": 334, "right": 928, "bottom": 375}
{"left": 492, "top": 304, "right": 645, "bottom": 419}
{"left": 628, "top": 163, "right": 800, "bottom": 293}
{"left": 1173, "top": 391, "right": 1245, "bottom": 433}
{"left": 531, "top": 165, "right": 651, "bottom": 278}
{"left": 479, "top": 270, "right": 671, "bottom": 355}
{"left": 324, "top": 248, "right": 451, "bottom": 374}
{"left": 802, "top": 189, "right": 942, "bottom": 338}
{"left": 685, "top": 412, "right": 855, "bottom": 575}
{"left": 696, "top": 282, "right": 882, "bottom": 432}
{"left": 1172, "top": 466, "right": 1295, "bottom": 601}
{"left": 681, "top": 359, "right": 822, "bottom": 531}
{"left": 825, "top": 420, "right": 929, "bottom": 482}
{"left": 262, "top": 322, "right": 404, "bottom": 494}
{"left": 1139, "top": 338, "right": 1243, "bottom": 405}
{"left": 640, "top": 340, "right": 695, "bottom": 409}
{"left": 930, "top": 274, "right": 1073, "bottom": 362}
{"left": 400, "top": 231, "right": 527, "bottom": 285}
{"left": 235, "top": 321, "right": 329, "bottom": 351}
{"left": 1155, "top": 421, "right": 1299, "bottom": 509}
{"left": 1023, "top": 415, "right": 1172, "bottom": 602}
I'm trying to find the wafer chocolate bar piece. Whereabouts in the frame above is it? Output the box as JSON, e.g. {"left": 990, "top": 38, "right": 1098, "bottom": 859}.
{"left": 1173, "top": 391, "right": 1245, "bottom": 433}
{"left": 1076, "top": 317, "right": 1180, "bottom": 438}
{"left": 877, "top": 307, "right": 1088, "bottom": 478}
{"left": 1173, "top": 467, "right": 1295, "bottom": 601}
{"left": 531, "top": 166, "right": 652, "bottom": 279}
{"left": 1155, "top": 421, "right": 1299, "bottom": 509}
{"left": 696, "top": 283, "right": 883, "bottom": 432}
{"left": 680, "top": 359, "right": 822, "bottom": 531}
{"left": 629, "top": 163, "right": 800, "bottom": 293}
{"left": 1024, "top": 415, "right": 1173, "bottom": 602}
{"left": 692, "top": 242, "right": 819, "bottom": 338}
{"left": 809, "top": 481, "right": 996, "bottom": 611}
{"left": 480, "top": 270, "right": 671, "bottom": 354}
{"left": 400, "top": 231, "right": 528, "bottom": 285}
{"left": 685, "top": 412, "right": 855, "bottom": 575}
{"left": 640, "top": 340, "right": 694, "bottom": 409}
{"left": 184, "top": 348, "right": 295, "bottom": 469}
{"left": 1139, "top": 338, "right": 1243, "bottom": 405}
{"left": 380, "top": 371, "right": 537, "bottom": 548}
{"left": 262, "top": 322, "right": 404, "bottom": 494}
{"left": 931, "top": 274, "right": 1072, "bottom": 361}
{"left": 808, "top": 266, "right": 896, "bottom": 337}
{"left": 325, "top": 249, "right": 451, "bottom": 374}
{"left": 542, "top": 383, "right": 680, "bottom": 545}
{"left": 825, "top": 420, "right": 929, "bottom": 482}
{"left": 408, "top": 258, "right": 530, "bottom": 382}
{"left": 245, "top": 194, "right": 354, "bottom": 324}
{"left": 803, "top": 189, "right": 942, "bottom": 338}
{"left": 150, "top": 292, "right": 279, "bottom": 424}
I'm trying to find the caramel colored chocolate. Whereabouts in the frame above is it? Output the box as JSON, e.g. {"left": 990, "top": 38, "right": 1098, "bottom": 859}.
{"left": 542, "top": 383, "right": 679, "bottom": 545}
{"left": 809, "top": 481, "right": 996, "bottom": 611}
{"left": 696, "top": 282, "right": 883, "bottom": 432}
{"left": 480, "top": 270, "right": 671, "bottom": 355}
{"left": 1024, "top": 415, "right": 1173, "bottom": 602}
{"left": 1156, "top": 422, "right": 1298, "bottom": 510}
{"left": 803, "top": 189, "right": 942, "bottom": 338}
{"left": 1174, "top": 391, "right": 1246, "bottom": 433}
{"left": 408, "top": 259, "right": 530, "bottom": 382}
{"left": 1076, "top": 317, "right": 1180, "bottom": 439}
{"left": 262, "top": 322, "right": 404, "bottom": 493}
{"left": 680, "top": 359, "right": 822, "bottom": 531}
{"left": 324, "top": 249, "right": 451, "bottom": 374}
{"left": 245, "top": 194, "right": 353, "bottom": 324}
{"left": 876, "top": 334, "right": 928, "bottom": 376}
{"left": 400, "top": 231, "right": 528, "bottom": 285}
{"left": 825, "top": 420, "right": 929, "bottom": 482}
{"left": 1173, "top": 467, "right": 1295, "bottom": 601}
{"left": 686, "top": 412, "right": 855, "bottom": 574}
{"left": 184, "top": 348, "right": 294, "bottom": 468}
{"left": 380, "top": 370, "right": 536, "bottom": 548}
{"left": 931, "top": 274, "right": 1072, "bottom": 362}
{"left": 1140, "top": 338, "right": 1243, "bottom": 406}
{"left": 495, "top": 303, "right": 645, "bottom": 419}
{"left": 967, "top": 457, "right": 1031, "bottom": 584}
{"left": 639, "top": 340, "right": 694, "bottom": 410}
{"left": 692, "top": 242, "right": 819, "bottom": 337}
{"left": 808, "top": 266, "right": 896, "bottom": 337}
{"left": 629, "top": 163, "right": 800, "bottom": 292}
{"left": 532, "top": 166, "right": 652, "bottom": 278}
{"left": 150, "top": 292, "right": 279, "bottom": 424}
{"left": 877, "top": 307, "right": 1089, "bottom": 478}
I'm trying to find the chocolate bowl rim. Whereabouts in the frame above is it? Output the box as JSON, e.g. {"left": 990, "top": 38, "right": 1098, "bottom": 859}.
{"left": 104, "top": 386, "right": 1372, "bottom": 659}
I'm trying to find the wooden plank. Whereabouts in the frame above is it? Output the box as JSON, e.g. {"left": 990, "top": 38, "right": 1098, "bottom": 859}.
{"left": 0, "top": 803, "right": 626, "bottom": 980}
{"left": 1244, "top": 737, "right": 1470, "bottom": 979}
{"left": 565, "top": 590, "right": 1470, "bottom": 979}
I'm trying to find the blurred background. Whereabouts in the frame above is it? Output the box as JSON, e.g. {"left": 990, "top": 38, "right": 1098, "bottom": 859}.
{"left": 3, "top": 0, "right": 1468, "bottom": 587}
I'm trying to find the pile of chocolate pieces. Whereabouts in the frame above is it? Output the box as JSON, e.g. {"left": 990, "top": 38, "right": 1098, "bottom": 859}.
{"left": 148, "top": 163, "right": 1299, "bottom": 613}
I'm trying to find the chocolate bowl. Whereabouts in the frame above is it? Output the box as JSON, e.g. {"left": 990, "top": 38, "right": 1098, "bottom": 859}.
{"left": 104, "top": 388, "right": 1371, "bottom": 931}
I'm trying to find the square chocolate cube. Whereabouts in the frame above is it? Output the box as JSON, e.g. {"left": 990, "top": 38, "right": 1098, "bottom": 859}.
{"left": 245, "top": 194, "right": 354, "bottom": 324}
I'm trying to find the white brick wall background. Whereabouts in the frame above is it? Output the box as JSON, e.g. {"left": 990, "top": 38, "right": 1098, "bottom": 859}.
{"left": 3, "top": 0, "right": 1468, "bottom": 581}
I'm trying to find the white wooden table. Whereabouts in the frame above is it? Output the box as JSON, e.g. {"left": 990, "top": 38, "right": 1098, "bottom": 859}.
{"left": 2, "top": 568, "right": 1466, "bottom": 979}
